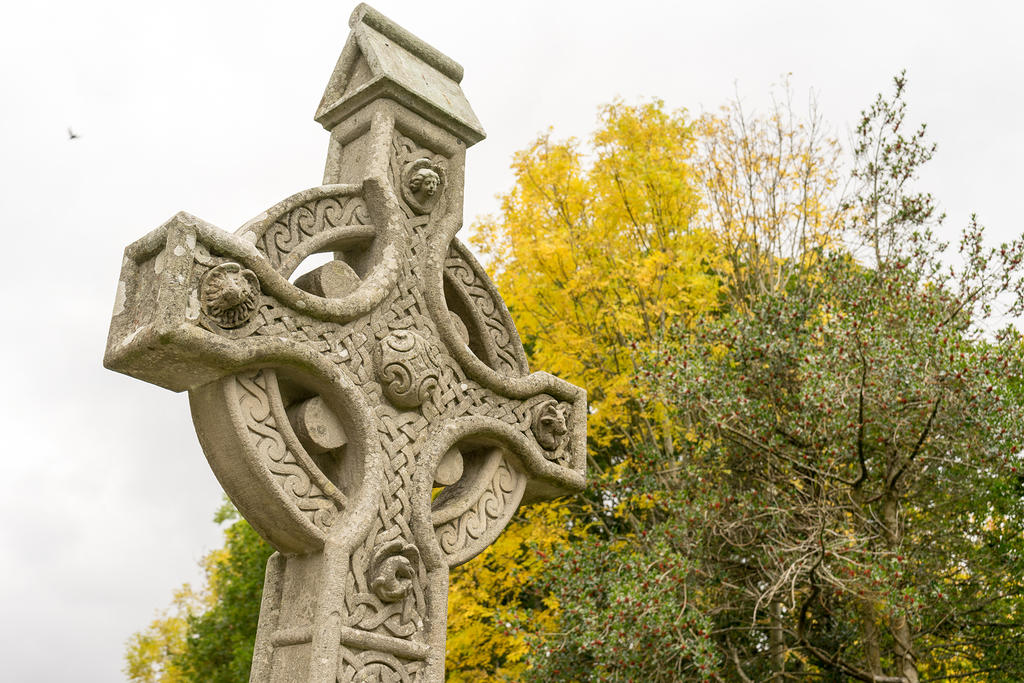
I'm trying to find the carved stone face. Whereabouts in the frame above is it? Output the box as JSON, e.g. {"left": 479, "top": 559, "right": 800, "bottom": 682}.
{"left": 402, "top": 159, "right": 444, "bottom": 215}
{"left": 532, "top": 399, "right": 569, "bottom": 453}
{"left": 410, "top": 168, "right": 440, "bottom": 197}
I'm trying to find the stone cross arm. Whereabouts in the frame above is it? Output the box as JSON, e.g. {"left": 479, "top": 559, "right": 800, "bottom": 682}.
{"left": 104, "top": 5, "right": 587, "bottom": 682}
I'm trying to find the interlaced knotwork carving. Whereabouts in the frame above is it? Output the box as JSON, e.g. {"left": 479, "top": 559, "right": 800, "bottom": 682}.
{"left": 344, "top": 406, "right": 428, "bottom": 640}
{"left": 337, "top": 647, "right": 421, "bottom": 683}
{"left": 229, "top": 287, "right": 546, "bottom": 460}
{"left": 250, "top": 304, "right": 359, "bottom": 367}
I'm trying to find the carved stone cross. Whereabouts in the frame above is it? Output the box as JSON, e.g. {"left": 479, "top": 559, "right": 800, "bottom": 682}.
{"left": 104, "top": 5, "right": 586, "bottom": 682}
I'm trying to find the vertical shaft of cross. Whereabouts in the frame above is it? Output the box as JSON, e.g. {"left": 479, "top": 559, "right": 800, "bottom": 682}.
{"left": 242, "top": 8, "right": 486, "bottom": 679}
{"left": 243, "top": 88, "right": 470, "bottom": 682}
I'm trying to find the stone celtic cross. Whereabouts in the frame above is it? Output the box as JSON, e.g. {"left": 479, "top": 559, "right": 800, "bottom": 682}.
{"left": 104, "top": 5, "right": 586, "bottom": 682}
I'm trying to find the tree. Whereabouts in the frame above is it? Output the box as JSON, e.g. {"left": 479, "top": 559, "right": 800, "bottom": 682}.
{"left": 507, "top": 92, "right": 846, "bottom": 683}
{"left": 504, "top": 76, "right": 1024, "bottom": 682}
{"left": 124, "top": 585, "right": 202, "bottom": 683}
{"left": 641, "top": 74, "right": 1024, "bottom": 680}
{"left": 693, "top": 85, "right": 845, "bottom": 310}
{"left": 472, "top": 99, "right": 722, "bottom": 457}
{"left": 465, "top": 101, "right": 754, "bottom": 681}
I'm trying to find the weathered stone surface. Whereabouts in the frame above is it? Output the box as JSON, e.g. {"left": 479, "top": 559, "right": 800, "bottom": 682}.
{"left": 104, "top": 5, "right": 586, "bottom": 682}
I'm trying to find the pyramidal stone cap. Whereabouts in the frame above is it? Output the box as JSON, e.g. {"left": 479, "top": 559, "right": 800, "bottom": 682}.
{"left": 315, "top": 3, "right": 486, "bottom": 146}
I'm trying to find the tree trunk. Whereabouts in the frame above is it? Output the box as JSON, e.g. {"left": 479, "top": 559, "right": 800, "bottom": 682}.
{"left": 883, "top": 495, "right": 919, "bottom": 683}
{"left": 660, "top": 413, "right": 674, "bottom": 459}
{"left": 770, "top": 601, "right": 785, "bottom": 681}
{"left": 859, "top": 600, "right": 883, "bottom": 678}
{"left": 891, "top": 614, "right": 919, "bottom": 683}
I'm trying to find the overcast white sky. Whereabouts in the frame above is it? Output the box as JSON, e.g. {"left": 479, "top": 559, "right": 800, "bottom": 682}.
{"left": 1, "top": 1, "right": 1022, "bottom": 680}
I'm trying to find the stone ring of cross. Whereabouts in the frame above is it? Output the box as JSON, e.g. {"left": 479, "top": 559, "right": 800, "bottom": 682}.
{"left": 104, "top": 5, "right": 586, "bottom": 682}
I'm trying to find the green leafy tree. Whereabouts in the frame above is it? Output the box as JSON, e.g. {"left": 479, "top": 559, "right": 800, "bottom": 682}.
{"left": 517, "top": 76, "right": 1024, "bottom": 682}
{"left": 172, "top": 502, "right": 274, "bottom": 682}
{"left": 640, "top": 75, "right": 1024, "bottom": 680}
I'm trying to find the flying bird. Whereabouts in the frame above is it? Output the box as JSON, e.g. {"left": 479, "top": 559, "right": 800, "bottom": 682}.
{"left": 67, "top": 127, "right": 80, "bottom": 141}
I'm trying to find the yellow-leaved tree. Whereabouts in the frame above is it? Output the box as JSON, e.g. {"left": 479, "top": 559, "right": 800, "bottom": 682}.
{"left": 449, "top": 94, "right": 847, "bottom": 680}
{"left": 444, "top": 504, "right": 570, "bottom": 682}
{"left": 441, "top": 100, "right": 724, "bottom": 678}
{"left": 124, "top": 568, "right": 212, "bottom": 682}
{"left": 473, "top": 100, "right": 723, "bottom": 456}
{"left": 692, "top": 91, "right": 844, "bottom": 310}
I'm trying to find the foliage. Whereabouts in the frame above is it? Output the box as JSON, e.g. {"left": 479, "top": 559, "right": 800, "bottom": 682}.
{"left": 124, "top": 584, "right": 204, "bottom": 683}
{"left": 516, "top": 457, "right": 722, "bottom": 681}
{"left": 444, "top": 503, "right": 569, "bottom": 682}
{"left": 639, "top": 75, "right": 1024, "bottom": 680}
{"left": 465, "top": 101, "right": 742, "bottom": 680}
{"left": 692, "top": 86, "right": 845, "bottom": 309}
{"left": 510, "top": 76, "right": 1024, "bottom": 682}
{"left": 472, "top": 100, "right": 722, "bottom": 454}
{"left": 508, "top": 90, "right": 846, "bottom": 682}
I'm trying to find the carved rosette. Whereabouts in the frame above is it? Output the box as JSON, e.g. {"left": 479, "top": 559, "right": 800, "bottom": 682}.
{"left": 377, "top": 330, "right": 440, "bottom": 408}
{"left": 199, "top": 262, "right": 260, "bottom": 328}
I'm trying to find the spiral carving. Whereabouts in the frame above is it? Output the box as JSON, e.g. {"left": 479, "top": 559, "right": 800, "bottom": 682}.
{"left": 258, "top": 195, "right": 370, "bottom": 271}
{"left": 435, "top": 457, "right": 523, "bottom": 563}
{"left": 377, "top": 330, "right": 440, "bottom": 409}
